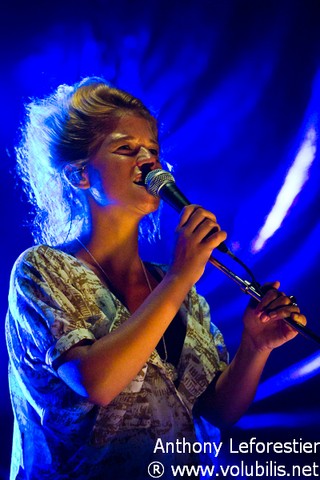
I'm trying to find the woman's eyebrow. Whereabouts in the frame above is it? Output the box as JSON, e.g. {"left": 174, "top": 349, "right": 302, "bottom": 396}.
{"left": 107, "top": 134, "right": 159, "bottom": 146}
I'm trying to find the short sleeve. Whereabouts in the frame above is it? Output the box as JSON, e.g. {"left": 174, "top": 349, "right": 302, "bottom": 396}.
{"left": 7, "top": 246, "right": 101, "bottom": 371}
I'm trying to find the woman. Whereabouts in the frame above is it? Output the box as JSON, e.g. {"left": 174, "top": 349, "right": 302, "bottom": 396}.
{"left": 6, "top": 77, "right": 306, "bottom": 479}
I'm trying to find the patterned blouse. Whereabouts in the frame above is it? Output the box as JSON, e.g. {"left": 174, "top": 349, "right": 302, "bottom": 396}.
{"left": 6, "top": 245, "right": 228, "bottom": 480}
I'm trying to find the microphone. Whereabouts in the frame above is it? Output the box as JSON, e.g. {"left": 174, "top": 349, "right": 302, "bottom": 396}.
{"left": 144, "top": 169, "right": 229, "bottom": 253}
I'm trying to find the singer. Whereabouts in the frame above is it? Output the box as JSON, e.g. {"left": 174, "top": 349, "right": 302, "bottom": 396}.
{"left": 6, "top": 77, "right": 306, "bottom": 480}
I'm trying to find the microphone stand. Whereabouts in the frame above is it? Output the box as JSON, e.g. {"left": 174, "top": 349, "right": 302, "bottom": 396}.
{"left": 208, "top": 254, "right": 320, "bottom": 345}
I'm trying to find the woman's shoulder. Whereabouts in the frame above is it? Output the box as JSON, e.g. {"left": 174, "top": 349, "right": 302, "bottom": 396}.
{"left": 12, "top": 244, "right": 80, "bottom": 277}
{"left": 15, "top": 244, "right": 69, "bottom": 264}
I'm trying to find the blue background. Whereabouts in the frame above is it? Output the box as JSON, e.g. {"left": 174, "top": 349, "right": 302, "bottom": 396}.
{"left": 1, "top": 0, "right": 320, "bottom": 477}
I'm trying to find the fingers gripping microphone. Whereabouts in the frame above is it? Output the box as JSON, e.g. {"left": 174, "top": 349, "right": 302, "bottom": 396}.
{"left": 145, "top": 169, "right": 229, "bottom": 253}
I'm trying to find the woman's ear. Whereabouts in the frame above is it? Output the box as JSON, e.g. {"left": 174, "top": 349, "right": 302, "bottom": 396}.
{"left": 63, "top": 164, "right": 90, "bottom": 189}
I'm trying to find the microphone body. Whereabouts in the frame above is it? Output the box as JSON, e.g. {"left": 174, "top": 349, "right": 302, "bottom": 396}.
{"left": 145, "top": 169, "right": 229, "bottom": 253}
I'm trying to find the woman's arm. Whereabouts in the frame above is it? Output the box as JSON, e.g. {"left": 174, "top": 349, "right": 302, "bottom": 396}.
{"left": 195, "top": 283, "right": 307, "bottom": 426}
{"left": 58, "top": 205, "right": 227, "bottom": 406}
{"left": 58, "top": 270, "right": 199, "bottom": 405}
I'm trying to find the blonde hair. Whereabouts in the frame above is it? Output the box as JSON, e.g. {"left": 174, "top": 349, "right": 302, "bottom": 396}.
{"left": 16, "top": 77, "right": 160, "bottom": 246}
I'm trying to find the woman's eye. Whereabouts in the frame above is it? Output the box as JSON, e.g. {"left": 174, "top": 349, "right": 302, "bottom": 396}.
{"left": 118, "top": 145, "right": 131, "bottom": 151}
{"left": 149, "top": 148, "right": 159, "bottom": 156}
{"left": 116, "top": 145, "right": 159, "bottom": 156}
{"left": 116, "top": 145, "right": 136, "bottom": 155}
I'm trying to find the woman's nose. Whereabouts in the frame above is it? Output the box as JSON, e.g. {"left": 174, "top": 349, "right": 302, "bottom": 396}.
{"left": 136, "top": 146, "right": 157, "bottom": 166}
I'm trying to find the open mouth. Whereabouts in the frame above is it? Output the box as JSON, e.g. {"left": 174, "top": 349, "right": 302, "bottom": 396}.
{"left": 133, "top": 179, "right": 145, "bottom": 186}
{"left": 133, "top": 164, "right": 154, "bottom": 187}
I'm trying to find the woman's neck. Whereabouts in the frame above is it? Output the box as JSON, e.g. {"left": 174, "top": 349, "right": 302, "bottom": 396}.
{"left": 77, "top": 205, "right": 142, "bottom": 276}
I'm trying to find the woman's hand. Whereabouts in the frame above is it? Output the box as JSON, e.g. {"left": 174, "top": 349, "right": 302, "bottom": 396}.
{"left": 242, "top": 281, "right": 307, "bottom": 352}
{"left": 168, "top": 205, "right": 227, "bottom": 286}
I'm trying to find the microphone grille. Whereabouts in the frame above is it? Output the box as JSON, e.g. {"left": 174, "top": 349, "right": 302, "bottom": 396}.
{"left": 145, "top": 169, "right": 175, "bottom": 197}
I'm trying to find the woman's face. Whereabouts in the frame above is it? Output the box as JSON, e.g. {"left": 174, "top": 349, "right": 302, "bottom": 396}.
{"left": 87, "top": 114, "right": 161, "bottom": 215}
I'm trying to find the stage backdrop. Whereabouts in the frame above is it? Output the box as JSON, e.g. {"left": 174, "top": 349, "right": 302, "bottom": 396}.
{"left": 1, "top": 0, "right": 320, "bottom": 478}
